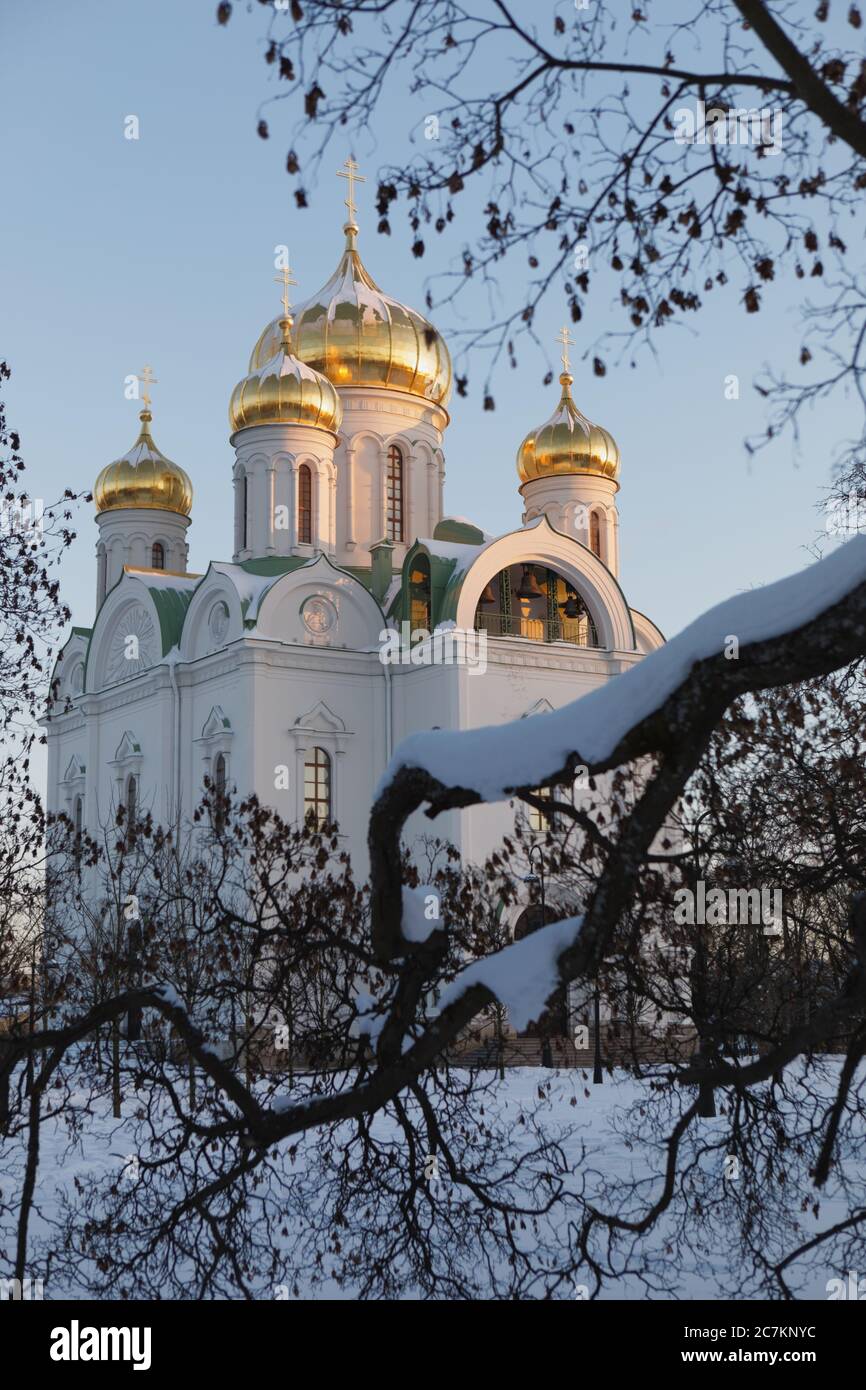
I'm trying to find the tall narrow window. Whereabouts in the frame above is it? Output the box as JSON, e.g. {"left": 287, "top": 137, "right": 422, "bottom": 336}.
{"left": 409, "top": 555, "right": 431, "bottom": 632}
{"left": 213, "top": 753, "right": 227, "bottom": 831}
{"left": 125, "top": 775, "right": 137, "bottom": 849}
{"left": 242, "top": 473, "right": 248, "bottom": 551}
{"left": 151, "top": 541, "right": 165, "bottom": 570}
{"left": 386, "top": 444, "right": 404, "bottom": 543}
{"left": 298, "top": 464, "right": 312, "bottom": 545}
{"left": 303, "top": 747, "right": 331, "bottom": 829}
{"left": 590, "top": 511, "right": 602, "bottom": 559}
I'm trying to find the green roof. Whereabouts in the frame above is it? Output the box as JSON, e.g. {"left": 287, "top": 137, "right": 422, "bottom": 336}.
{"left": 145, "top": 583, "right": 197, "bottom": 655}
{"left": 434, "top": 518, "right": 487, "bottom": 546}
{"left": 390, "top": 541, "right": 465, "bottom": 627}
{"left": 239, "top": 556, "right": 310, "bottom": 577}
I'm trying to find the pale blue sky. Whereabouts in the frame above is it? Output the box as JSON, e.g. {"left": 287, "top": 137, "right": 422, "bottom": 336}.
{"left": 1, "top": 0, "right": 856, "bottom": 643}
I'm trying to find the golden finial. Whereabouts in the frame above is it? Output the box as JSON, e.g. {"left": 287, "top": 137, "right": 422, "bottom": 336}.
{"left": 337, "top": 156, "right": 366, "bottom": 226}
{"left": 274, "top": 261, "right": 298, "bottom": 318}
{"left": 140, "top": 364, "right": 158, "bottom": 412}
{"left": 556, "top": 326, "right": 575, "bottom": 374}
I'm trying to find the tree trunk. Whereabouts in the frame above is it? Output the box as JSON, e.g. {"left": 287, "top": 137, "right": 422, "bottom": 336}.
{"left": 111, "top": 1021, "right": 121, "bottom": 1119}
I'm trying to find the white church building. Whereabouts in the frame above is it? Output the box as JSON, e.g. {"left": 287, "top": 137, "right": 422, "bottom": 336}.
{"left": 45, "top": 171, "right": 664, "bottom": 894}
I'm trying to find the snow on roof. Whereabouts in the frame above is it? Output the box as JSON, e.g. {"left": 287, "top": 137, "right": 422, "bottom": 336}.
{"left": 382, "top": 575, "right": 402, "bottom": 614}
{"left": 210, "top": 561, "right": 282, "bottom": 611}
{"left": 124, "top": 567, "right": 201, "bottom": 592}
{"left": 381, "top": 535, "right": 866, "bottom": 802}
{"left": 436, "top": 914, "right": 584, "bottom": 1030}
{"left": 418, "top": 536, "right": 490, "bottom": 573}
{"left": 447, "top": 516, "right": 494, "bottom": 538}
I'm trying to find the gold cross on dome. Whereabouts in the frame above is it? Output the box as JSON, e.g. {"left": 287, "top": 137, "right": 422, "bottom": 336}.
{"left": 556, "top": 325, "right": 575, "bottom": 373}
{"left": 274, "top": 261, "right": 298, "bottom": 317}
{"left": 139, "top": 364, "right": 158, "bottom": 410}
{"left": 337, "top": 156, "right": 366, "bottom": 224}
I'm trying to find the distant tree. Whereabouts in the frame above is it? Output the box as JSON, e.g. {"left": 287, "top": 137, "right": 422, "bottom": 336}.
{"left": 0, "top": 363, "right": 83, "bottom": 1027}
{"left": 218, "top": 0, "right": 865, "bottom": 478}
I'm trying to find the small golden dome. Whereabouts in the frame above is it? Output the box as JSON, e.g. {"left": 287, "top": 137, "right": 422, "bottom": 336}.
{"left": 230, "top": 314, "right": 343, "bottom": 435}
{"left": 249, "top": 225, "right": 452, "bottom": 408}
{"left": 94, "top": 411, "right": 193, "bottom": 515}
{"left": 517, "top": 373, "right": 620, "bottom": 485}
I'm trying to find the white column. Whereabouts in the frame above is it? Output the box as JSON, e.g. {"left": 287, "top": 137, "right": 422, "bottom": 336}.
{"left": 344, "top": 442, "right": 356, "bottom": 550}
{"left": 96, "top": 545, "right": 107, "bottom": 607}
{"left": 294, "top": 743, "right": 306, "bottom": 823}
{"left": 315, "top": 460, "right": 327, "bottom": 553}
{"left": 427, "top": 459, "right": 437, "bottom": 537}
{"left": 266, "top": 464, "right": 276, "bottom": 555}
{"left": 232, "top": 472, "right": 242, "bottom": 558}
{"left": 404, "top": 447, "right": 413, "bottom": 544}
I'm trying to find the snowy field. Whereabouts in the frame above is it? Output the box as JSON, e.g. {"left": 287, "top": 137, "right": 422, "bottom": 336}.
{"left": 2, "top": 1062, "right": 861, "bottom": 1300}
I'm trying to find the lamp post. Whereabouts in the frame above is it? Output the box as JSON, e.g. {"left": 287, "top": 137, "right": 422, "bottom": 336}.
{"left": 526, "top": 843, "right": 546, "bottom": 925}
{"left": 523, "top": 845, "right": 553, "bottom": 1068}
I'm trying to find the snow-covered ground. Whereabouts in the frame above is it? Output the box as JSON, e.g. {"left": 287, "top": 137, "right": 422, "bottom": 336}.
{"left": 2, "top": 1063, "right": 861, "bottom": 1300}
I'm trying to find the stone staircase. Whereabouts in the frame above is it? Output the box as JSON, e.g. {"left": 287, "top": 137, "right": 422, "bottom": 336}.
{"left": 447, "top": 1029, "right": 697, "bottom": 1071}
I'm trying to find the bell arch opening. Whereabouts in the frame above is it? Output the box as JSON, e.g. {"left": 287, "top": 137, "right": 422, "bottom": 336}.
{"left": 474, "top": 563, "right": 600, "bottom": 648}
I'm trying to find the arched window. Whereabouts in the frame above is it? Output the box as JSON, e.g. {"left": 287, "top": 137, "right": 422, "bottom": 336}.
{"left": 213, "top": 753, "right": 227, "bottom": 831}
{"left": 298, "top": 464, "right": 312, "bottom": 545}
{"left": 242, "top": 473, "right": 248, "bottom": 551}
{"left": 386, "top": 444, "right": 404, "bottom": 543}
{"left": 409, "top": 555, "right": 431, "bottom": 632}
{"left": 125, "top": 774, "right": 138, "bottom": 849}
{"left": 589, "top": 511, "right": 602, "bottom": 559}
{"left": 303, "top": 747, "right": 331, "bottom": 829}
{"left": 151, "top": 541, "right": 165, "bottom": 570}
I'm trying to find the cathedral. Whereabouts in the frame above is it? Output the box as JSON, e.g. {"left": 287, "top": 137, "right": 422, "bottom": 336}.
{"left": 45, "top": 164, "right": 664, "bottom": 890}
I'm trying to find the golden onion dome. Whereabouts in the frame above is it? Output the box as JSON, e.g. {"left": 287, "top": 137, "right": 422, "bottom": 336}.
{"left": 517, "top": 372, "right": 620, "bottom": 485}
{"left": 94, "top": 410, "right": 193, "bottom": 515}
{"left": 249, "top": 224, "right": 452, "bottom": 408}
{"left": 230, "top": 313, "right": 342, "bottom": 435}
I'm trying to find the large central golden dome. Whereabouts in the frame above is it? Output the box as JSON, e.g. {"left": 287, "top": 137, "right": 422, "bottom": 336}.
{"left": 249, "top": 224, "right": 452, "bottom": 408}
